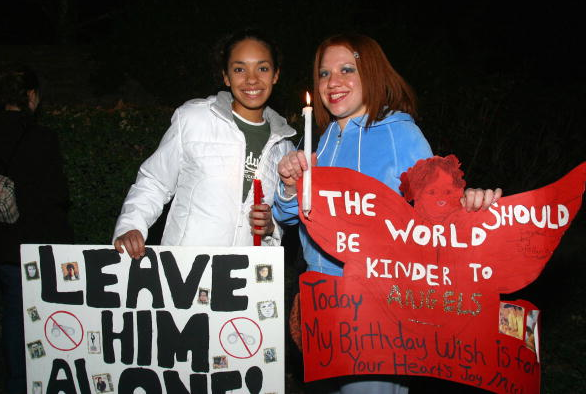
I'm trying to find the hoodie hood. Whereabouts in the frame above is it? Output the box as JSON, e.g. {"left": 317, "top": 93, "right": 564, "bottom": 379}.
{"left": 348, "top": 110, "right": 414, "bottom": 128}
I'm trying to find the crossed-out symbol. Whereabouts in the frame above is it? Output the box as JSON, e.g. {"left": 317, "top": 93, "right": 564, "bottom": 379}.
{"left": 44, "top": 311, "right": 84, "bottom": 351}
{"left": 219, "top": 317, "right": 263, "bottom": 359}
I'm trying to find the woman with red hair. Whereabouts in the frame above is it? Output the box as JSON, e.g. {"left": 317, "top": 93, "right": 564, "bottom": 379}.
{"left": 274, "top": 33, "right": 501, "bottom": 393}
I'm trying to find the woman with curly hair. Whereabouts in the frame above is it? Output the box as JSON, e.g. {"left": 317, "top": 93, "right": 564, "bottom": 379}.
{"left": 113, "top": 29, "right": 295, "bottom": 257}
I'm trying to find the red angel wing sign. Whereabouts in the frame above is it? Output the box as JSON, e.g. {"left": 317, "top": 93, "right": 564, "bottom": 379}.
{"left": 296, "top": 157, "right": 586, "bottom": 393}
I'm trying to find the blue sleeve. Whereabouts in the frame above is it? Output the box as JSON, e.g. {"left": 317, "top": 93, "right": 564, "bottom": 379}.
{"left": 272, "top": 182, "right": 300, "bottom": 226}
{"left": 395, "top": 121, "right": 433, "bottom": 176}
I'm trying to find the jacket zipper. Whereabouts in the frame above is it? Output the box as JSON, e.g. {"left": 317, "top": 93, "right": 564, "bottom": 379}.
{"left": 234, "top": 122, "right": 288, "bottom": 245}
{"left": 329, "top": 124, "right": 343, "bottom": 166}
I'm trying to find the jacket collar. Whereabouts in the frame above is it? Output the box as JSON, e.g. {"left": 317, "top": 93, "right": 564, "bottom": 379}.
{"left": 211, "top": 91, "right": 296, "bottom": 139}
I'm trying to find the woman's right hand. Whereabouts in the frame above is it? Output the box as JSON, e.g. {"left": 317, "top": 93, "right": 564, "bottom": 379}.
{"left": 114, "top": 229, "right": 145, "bottom": 259}
{"left": 277, "top": 150, "right": 316, "bottom": 196}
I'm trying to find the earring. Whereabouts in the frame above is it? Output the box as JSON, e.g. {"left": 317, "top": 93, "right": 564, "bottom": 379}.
{"left": 353, "top": 52, "right": 360, "bottom": 59}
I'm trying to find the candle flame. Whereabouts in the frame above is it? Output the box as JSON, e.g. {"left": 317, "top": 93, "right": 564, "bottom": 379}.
{"left": 306, "top": 91, "right": 311, "bottom": 106}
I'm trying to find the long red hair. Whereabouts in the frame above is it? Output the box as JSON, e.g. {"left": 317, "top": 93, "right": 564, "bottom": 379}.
{"left": 313, "top": 34, "right": 417, "bottom": 131}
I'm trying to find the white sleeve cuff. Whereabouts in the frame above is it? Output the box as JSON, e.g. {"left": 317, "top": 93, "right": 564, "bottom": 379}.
{"left": 277, "top": 181, "right": 297, "bottom": 202}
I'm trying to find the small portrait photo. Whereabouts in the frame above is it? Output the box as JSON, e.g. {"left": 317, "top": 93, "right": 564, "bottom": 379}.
{"left": 27, "top": 306, "right": 41, "bottom": 322}
{"left": 255, "top": 264, "right": 273, "bottom": 283}
{"left": 88, "top": 331, "right": 102, "bottom": 354}
{"left": 24, "top": 261, "right": 40, "bottom": 280}
{"left": 498, "top": 302, "right": 525, "bottom": 340}
{"left": 525, "top": 310, "right": 540, "bottom": 353}
{"left": 197, "top": 288, "right": 210, "bottom": 305}
{"left": 61, "top": 262, "right": 80, "bottom": 281}
{"left": 257, "top": 300, "right": 278, "bottom": 320}
{"left": 263, "top": 347, "right": 277, "bottom": 363}
{"left": 27, "top": 340, "right": 46, "bottom": 359}
{"left": 32, "top": 381, "right": 43, "bottom": 394}
{"left": 92, "top": 373, "right": 113, "bottom": 393}
{"left": 213, "top": 355, "right": 228, "bottom": 369}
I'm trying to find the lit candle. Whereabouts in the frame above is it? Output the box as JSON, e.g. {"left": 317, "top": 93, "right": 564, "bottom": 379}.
{"left": 302, "top": 92, "right": 312, "bottom": 218}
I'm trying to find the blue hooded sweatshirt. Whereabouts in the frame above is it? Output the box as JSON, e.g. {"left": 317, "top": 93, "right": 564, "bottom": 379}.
{"left": 273, "top": 111, "right": 432, "bottom": 276}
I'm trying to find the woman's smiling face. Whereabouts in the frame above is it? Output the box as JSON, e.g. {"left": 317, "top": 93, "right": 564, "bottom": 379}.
{"left": 318, "top": 45, "right": 367, "bottom": 130}
{"left": 223, "top": 39, "right": 279, "bottom": 122}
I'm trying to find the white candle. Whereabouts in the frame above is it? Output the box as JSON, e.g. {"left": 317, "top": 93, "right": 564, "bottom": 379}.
{"left": 302, "top": 92, "right": 312, "bottom": 218}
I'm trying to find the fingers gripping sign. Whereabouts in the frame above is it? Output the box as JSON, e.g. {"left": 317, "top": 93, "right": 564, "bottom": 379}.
{"left": 461, "top": 187, "right": 503, "bottom": 212}
{"left": 114, "top": 229, "right": 145, "bottom": 260}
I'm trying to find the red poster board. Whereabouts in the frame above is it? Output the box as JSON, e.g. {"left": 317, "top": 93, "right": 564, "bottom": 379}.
{"left": 297, "top": 157, "right": 586, "bottom": 393}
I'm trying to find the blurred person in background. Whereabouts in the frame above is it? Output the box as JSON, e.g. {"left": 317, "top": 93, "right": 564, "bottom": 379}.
{"left": 0, "top": 63, "right": 73, "bottom": 393}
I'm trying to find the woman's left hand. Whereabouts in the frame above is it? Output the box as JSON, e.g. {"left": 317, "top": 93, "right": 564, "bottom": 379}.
{"left": 250, "top": 204, "right": 275, "bottom": 236}
{"left": 460, "top": 188, "right": 503, "bottom": 212}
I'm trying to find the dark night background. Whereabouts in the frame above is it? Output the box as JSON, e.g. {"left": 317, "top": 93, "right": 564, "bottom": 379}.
{"left": 1, "top": 1, "right": 585, "bottom": 393}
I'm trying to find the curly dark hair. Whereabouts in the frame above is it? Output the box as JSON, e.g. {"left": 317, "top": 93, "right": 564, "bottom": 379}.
{"left": 0, "top": 63, "right": 40, "bottom": 112}
{"left": 400, "top": 155, "right": 466, "bottom": 202}
{"left": 213, "top": 28, "right": 281, "bottom": 86}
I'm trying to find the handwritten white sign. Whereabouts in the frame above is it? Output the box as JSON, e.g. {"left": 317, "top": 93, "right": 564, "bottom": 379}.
{"left": 21, "top": 244, "right": 284, "bottom": 393}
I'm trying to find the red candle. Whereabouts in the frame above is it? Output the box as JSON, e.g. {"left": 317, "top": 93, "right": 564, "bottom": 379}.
{"left": 253, "top": 178, "right": 264, "bottom": 246}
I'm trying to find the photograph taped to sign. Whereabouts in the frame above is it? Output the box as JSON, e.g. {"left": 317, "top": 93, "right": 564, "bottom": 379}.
{"left": 21, "top": 244, "right": 285, "bottom": 393}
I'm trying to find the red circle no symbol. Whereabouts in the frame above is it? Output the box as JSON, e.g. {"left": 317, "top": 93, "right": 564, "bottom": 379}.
{"left": 44, "top": 311, "right": 84, "bottom": 351}
{"left": 219, "top": 317, "right": 263, "bottom": 359}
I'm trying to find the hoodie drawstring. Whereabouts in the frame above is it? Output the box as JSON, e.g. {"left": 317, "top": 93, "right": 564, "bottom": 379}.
{"left": 317, "top": 123, "right": 335, "bottom": 160}
{"left": 357, "top": 125, "right": 363, "bottom": 172}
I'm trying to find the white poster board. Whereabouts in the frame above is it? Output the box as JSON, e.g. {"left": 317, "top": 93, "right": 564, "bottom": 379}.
{"left": 21, "top": 244, "right": 285, "bottom": 393}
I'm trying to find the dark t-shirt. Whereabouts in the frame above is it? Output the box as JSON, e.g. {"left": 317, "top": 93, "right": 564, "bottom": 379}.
{"left": 232, "top": 112, "right": 271, "bottom": 202}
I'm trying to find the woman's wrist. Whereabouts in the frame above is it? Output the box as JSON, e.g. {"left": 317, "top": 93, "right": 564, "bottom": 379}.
{"left": 283, "top": 184, "right": 297, "bottom": 198}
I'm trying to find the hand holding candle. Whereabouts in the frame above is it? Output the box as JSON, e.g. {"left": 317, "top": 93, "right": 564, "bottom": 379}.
{"left": 302, "top": 92, "right": 312, "bottom": 218}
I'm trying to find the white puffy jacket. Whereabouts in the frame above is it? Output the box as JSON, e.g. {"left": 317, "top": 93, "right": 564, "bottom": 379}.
{"left": 113, "top": 91, "right": 296, "bottom": 246}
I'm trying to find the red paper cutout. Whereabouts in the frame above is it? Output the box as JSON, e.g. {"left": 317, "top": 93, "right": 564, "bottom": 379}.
{"left": 297, "top": 156, "right": 586, "bottom": 393}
